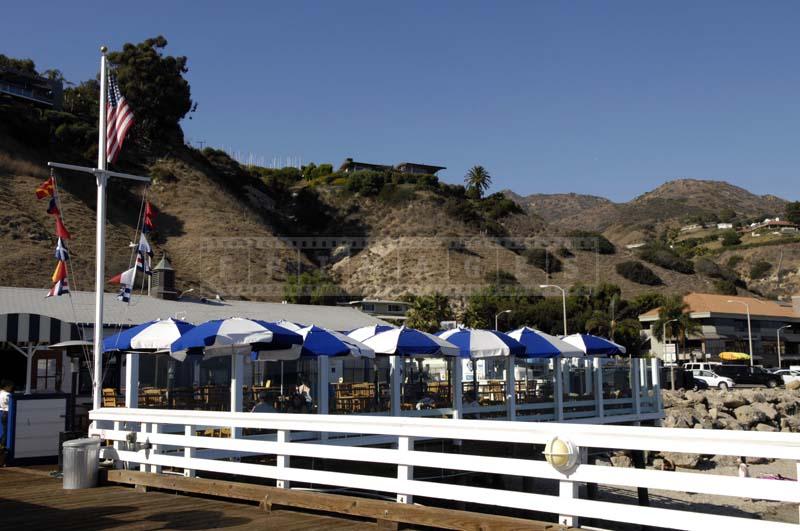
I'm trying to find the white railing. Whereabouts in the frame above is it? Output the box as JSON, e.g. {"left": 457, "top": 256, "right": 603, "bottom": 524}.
{"left": 90, "top": 407, "right": 800, "bottom": 530}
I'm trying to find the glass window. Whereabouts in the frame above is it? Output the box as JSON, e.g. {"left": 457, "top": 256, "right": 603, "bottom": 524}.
{"left": 362, "top": 303, "right": 375, "bottom": 312}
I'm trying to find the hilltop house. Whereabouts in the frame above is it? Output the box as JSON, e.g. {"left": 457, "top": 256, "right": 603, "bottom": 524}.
{"left": 0, "top": 66, "right": 63, "bottom": 109}
{"left": 346, "top": 299, "right": 411, "bottom": 322}
{"left": 639, "top": 292, "right": 800, "bottom": 367}
{"left": 740, "top": 217, "right": 799, "bottom": 237}
{"left": 339, "top": 158, "right": 446, "bottom": 176}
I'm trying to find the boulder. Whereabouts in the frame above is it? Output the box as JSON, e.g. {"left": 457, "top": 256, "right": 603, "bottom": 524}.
{"left": 611, "top": 453, "right": 634, "bottom": 468}
{"left": 754, "top": 423, "right": 777, "bottom": 432}
{"left": 684, "top": 390, "right": 707, "bottom": 405}
{"left": 750, "top": 402, "right": 779, "bottom": 421}
{"left": 786, "top": 380, "right": 800, "bottom": 391}
{"left": 693, "top": 403, "right": 709, "bottom": 418}
{"left": 721, "top": 394, "right": 747, "bottom": 410}
{"left": 718, "top": 418, "right": 744, "bottom": 430}
{"left": 663, "top": 407, "right": 697, "bottom": 429}
{"left": 712, "top": 455, "right": 741, "bottom": 467}
{"left": 660, "top": 452, "right": 702, "bottom": 469}
{"left": 733, "top": 405, "right": 769, "bottom": 427}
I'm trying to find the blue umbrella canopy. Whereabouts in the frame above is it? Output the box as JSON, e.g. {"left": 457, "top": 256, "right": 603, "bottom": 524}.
{"left": 562, "top": 333, "right": 626, "bottom": 356}
{"left": 103, "top": 318, "right": 195, "bottom": 355}
{"left": 437, "top": 328, "right": 525, "bottom": 359}
{"left": 506, "top": 326, "right": 584, "bottom": 358}
{"left": 352, "top": 326, "right": 459, "bottom": 357}
{"left": 296, "top": 325, "right": 375, "bottom": 358}
{"left": 170, "top": 318, "right": 303, "bottom": 361}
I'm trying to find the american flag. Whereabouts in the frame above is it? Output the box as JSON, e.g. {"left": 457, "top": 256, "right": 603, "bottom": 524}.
{"left": 106, "top": 74, "right": 134, "bottom": 164}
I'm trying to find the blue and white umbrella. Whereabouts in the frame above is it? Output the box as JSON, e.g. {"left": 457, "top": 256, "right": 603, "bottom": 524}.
{"left": 562, "top": 333, "right": 626, "bottom": 356}
{"left": 103, "top": 318, "right": 195, "bottom": 358}
{"left": 354, "top": 326, "right": 459, "bottom": 357}
{"left": 507, "top": 326, "right": 584, "bottom": 358}
{"left": 296, "top": 325, "right": 375, "bottom": 358}
{"left": 347, "top": 324, "right": 396, "bottom": 343}
{"left": 170, "top": 318, "right": 303, "bottom": 361}
{"left": 437, "top": 328, "right": 525, "bottom": 359}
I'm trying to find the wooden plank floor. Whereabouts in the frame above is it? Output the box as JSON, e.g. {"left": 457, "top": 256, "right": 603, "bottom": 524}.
{"left": 0, "top": 468, "right": 376, "bottom": 530}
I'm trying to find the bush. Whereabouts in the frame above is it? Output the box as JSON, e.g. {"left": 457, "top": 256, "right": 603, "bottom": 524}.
{"left": 569, "top": 231, "right": 615, "bottom": 254}
{"left": 615, "top": 261, "right": 663, "bottom": 285}
{"left": 713, "top": 278, "right": 738, "bottom": 295}
{"left": 524, "top": 248, "right": 563, "bottom": 273}
{"left": 344, "top": 170, "right": 386, "bottom": 196}
{"left": 485, "top": 270, "right": 518, "bottom": 286}
{"left": 694, "top": 257, "right": 724, "bottom": 278}
{"left": 638, "top": 244, "right": 695, "bottom": 274}
{"left": 377, "top": 184, "right": 415, "bottom": 203}
{"left": 749, "top": 260, "right": 772, "bottom": 279}
{"left": 726, "top": 255, "right": 743, "bottom": 269}
{"left": 720, "top": 230, "right": 741, "bottom": 247}
{"left": 480, "top": 193, "right": 523, "bottom": 220}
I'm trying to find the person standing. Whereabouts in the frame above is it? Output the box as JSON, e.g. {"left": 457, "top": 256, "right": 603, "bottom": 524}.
{"left": 0, "top": 380, "right": 13, "bottom": 449}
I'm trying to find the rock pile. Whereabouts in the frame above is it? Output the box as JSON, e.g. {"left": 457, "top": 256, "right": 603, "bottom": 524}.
{"left": 662, "top": 388, "right": 800, "bottom": 433}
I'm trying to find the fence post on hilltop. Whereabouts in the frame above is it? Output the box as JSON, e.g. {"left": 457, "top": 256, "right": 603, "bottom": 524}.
{"left": 277, "top": 429, "right": 290, "bottom": 489}
{"left": 593, "top": 357, "right": 604, "bottom": 419}
{"left": 397, "top": 435, "right": 414, "bottom": 504}
{"left": 184, "top": 425, "right": 195, "bottom": 478}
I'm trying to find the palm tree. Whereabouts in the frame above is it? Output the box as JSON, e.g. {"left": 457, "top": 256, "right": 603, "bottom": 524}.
{"left": 464, "top": 166, "right": 492, "bottom": 198}
{"left": 652, "top": 294, "right": 701, "bottom": 353}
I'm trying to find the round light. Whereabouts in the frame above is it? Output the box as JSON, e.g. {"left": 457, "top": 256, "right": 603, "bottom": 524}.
{"left": 543, "top": 437, "right": 579, "bottom": 473}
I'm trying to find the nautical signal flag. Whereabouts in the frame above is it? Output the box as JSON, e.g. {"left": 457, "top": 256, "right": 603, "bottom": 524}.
{"left": 106, "top": 73, "right": 134, "bottom": 164}
{"left": 54, "top": 238, "right": 69, "bottom": 262}
{"left": 47, "top": 197, "right": 60, "bottom": 216}
{"left": 143, "top": 201, "right": 155, "bottom": 233}
{"left": 35, "top": 177, "right": 55, "bottom": 199}
{"left": 46, "top": 260, "right": 69, "bottom": 297}
{"left": 55, "top": 216, "right": 71, "bottom": 240}
{"left": 109, "top": 266, "right": 136, "bottom": 303}
{"left": 136, "top": 233, "right": 152, "bottom": 275}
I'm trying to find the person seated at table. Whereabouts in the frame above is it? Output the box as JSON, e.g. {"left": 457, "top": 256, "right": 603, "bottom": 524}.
{"left": 296, "top": 379, "right": 313, "bottom": 412}
{"left": 250, "top": 391, "right": 276, "bottom": 413}
{"left": 415, "top": 394, "right": 436, "bottom": 411}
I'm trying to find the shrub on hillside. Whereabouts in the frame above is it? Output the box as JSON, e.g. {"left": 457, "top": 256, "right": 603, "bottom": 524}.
{"left": 480, "top": 192, "right": 524, "bottom": 220}
{"left": 485, "top": 270, "right": 518, "bottom": 286}
{"left": 749, "top": 260, "right": 772, "bottom": 280}
{"left": 694, "top": 257, "right": 724, "bottom": 278}
{"left": 377, "top": 184, "right": 415, "bottom": 203}
{"left": 726, "top": 255, "right": 743, "bottom": 269}
{"left": 568, "top": 231, "right": 616, "bottom": 254}
{"left": 524, "top": 248, "right": 563, "bottom": 273}
{"left": 713, "top": 278, "right": 738, "bottom": 295}
{"left": 615, "top": 261, "right": 663, "bottom": 285}
{"left": 638, "top": 244, "right": 695, "bottom": 274}
{"left": 720, "top": 230, "right": 741, "bottom": 247}
{"left": 344, "top": 170, "right": 386, "bottom": 196}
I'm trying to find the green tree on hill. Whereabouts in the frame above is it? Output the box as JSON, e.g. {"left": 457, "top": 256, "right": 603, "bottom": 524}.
{"left": 405, "top": 294, "right": 453, "bottom": 333}
{"left": 786, "top": 201, "right": 800, "bottom": 225}
{"left": 652, "top": 294, "right": 700, "bottom": 352}
{"left": 464, "top": 165, "right": 492, "bottom": 198}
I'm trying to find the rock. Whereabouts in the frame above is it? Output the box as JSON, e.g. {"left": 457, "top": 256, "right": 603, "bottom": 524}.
{"left": 712, "top": 455, "right": 741, "bottom": 467}
{"left": 684, "top": 390, "right": 707, "bottom": 405}
{"left": 750, "top": 402, "right": 778, "bottom": 421}
{"left": 693, "top": 403, "right": 709, "bottom": 418}
{"left": 786, "top": 380, "right": 800, "bottom": 391}
{"left": 721, "top": 394, "right": 747, "bottom": 409}
{"left": 733, "top": 405, "right": 769, "bottom": 427}
{"left": 611, "top": 454, "right": 634, "bottom": 468}
{"left": 661, "top": 452, "right": 702, "bottom": 469}
{"left": 745, "top": 390, "right": 767, "bottom": 404}
{"left": 718, "top": 419, "right": 744, "bottom": 430}
{"left": 754, "top": 423, "right": 777, "bottom": 432}
{"left": 708, "top": 407, "right": 719, "bottom": 420}
{"left": 664, "top": 407, "right": 697, "bottom": 429}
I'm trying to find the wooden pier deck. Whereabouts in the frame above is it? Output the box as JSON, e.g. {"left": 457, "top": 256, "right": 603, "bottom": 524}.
{"left": 0, "top": 468, "right": 373, "bottom": 530}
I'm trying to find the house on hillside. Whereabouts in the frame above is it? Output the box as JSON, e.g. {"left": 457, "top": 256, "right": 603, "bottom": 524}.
{"left": 740, "top": 218, "right": 799, "bottom": 237}
{"left": 0, "top": 66, "right": 63, "bottom": 109}
{"left": 346, "top": 299, "right": 411, "bottom": 322}
{"left": 339, "top": 158, "right": 446, "bottom": 175}
{"left": 639, "top": 292, "right": 800, "bottom": 367}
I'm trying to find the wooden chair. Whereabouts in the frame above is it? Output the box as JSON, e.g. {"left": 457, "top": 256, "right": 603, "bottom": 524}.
{"left": 102, "top": 388, "right": 118, "bottom": 408}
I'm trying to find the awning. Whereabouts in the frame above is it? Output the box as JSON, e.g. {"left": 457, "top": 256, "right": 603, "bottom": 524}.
{"left": 0, "top": 313, "right": 82, "bottom": 345}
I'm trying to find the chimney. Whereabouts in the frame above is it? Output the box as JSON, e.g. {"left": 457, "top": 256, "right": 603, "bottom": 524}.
{"left": 151, "top": 253, "right": 177, "bottom": 300}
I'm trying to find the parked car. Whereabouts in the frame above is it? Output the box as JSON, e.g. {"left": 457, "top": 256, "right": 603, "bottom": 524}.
{"left": 771, "top": 369, "right": 800, "bottom": 386}
{"left": 714, "top": 364, "right": 781, "bottom": 388}
{"left": 691, "top": 369, "right": 735, "bottom": 390}
{"left": 689, "top": 375, "right": 710, "bottom": 391}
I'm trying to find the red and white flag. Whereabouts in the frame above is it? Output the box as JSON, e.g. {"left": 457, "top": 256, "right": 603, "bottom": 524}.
{"left": 106, "top": 73, "right": 134, "bottom": 164}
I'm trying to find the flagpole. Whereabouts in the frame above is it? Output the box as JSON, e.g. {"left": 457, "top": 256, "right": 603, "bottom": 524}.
{"left": 92, "top": 46, "right": 109, "bottom": 412}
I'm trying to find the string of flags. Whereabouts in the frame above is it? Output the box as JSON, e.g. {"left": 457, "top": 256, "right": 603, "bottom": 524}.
{"left": 36, "top": 174, "right": 71, "bottom": 297}
{"left": 109, "top": 201, "right": 155, "bottom": 302}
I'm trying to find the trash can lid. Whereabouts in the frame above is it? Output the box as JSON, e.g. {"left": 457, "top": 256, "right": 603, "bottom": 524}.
{"left": 62, "top": 437, "right": 101, "bottom": 448}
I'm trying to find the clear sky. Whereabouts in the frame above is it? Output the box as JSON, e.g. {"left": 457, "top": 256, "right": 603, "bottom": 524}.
{"left": 4, "top": 1, "right": 800, "bottom": 201}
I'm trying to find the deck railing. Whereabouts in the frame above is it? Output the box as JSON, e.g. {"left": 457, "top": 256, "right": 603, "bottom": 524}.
{"left": 91, "top": 408, "right": 800, "bottom": 530}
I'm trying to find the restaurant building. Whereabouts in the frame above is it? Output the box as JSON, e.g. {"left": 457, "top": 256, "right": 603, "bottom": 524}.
{"left": 639, "top": 292, "right": 800, "bottom": 366}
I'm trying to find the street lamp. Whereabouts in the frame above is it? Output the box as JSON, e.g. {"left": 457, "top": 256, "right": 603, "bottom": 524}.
{"left": 727, "top": 300, "right": 754, "bottom": 367}
{"left": 662, "top": 318, "right": 679, "bottom": 363}
{"left": 777, "top": 325, "right": 791, "bottom": 369}
{"left": 540, "top": 284, "right": 567, "bottom": 336}
{"left": 495, "top": 309, "right": 512, "bottom": 331}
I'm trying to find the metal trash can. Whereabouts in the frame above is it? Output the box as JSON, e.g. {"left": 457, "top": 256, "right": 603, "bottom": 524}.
{"left": 62, "top": 437, "right": 101, "bottom": 489}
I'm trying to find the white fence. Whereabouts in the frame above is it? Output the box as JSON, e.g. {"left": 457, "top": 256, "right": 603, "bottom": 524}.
{"left": 90, "top": 408, "right": 800, "bottom": 530}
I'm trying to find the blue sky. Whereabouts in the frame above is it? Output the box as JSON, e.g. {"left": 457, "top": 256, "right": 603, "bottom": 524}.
{"left": 4, "top": 1, "right": 800, "bottom": 201}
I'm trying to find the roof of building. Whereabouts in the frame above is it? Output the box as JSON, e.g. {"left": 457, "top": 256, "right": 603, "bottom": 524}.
{"left": 395, "top": 162, "right": 447, "bottom": 172}
{"left": 639, "top": 292, "right": 800, "bottom": 322}
{"left": 0, "top": 286, "right": 388, "bottom": 331}
{"left": 347, "top": 299, "right": 412, "bottom": 307}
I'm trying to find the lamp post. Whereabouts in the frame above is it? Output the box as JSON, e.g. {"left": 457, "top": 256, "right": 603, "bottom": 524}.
{"left": 495, "top": 309, "right": 512, "bottom": 331}
{"left": 662, "top": 318, "right": 679, "bottom": 363}
{"left": 777, "top": 325, "right": 791, "bottom": 369}
{"left": 540, "top": 284, "right": 567, "bottom": 336}
{"left": 727, "top": 300, "right": 754, "bottom": 367}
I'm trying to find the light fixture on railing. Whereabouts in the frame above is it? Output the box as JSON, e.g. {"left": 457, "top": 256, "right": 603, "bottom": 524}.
{"left": 543, "top": 437, "right": 579, "bottom": 473}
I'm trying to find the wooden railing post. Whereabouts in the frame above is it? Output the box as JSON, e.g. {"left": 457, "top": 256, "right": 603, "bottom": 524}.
{"left": 559, "top": 478, "right": 579, "bottom": 527}
{"left": 554, "top": 358, "right": 564, "bottom": 421}
{"left": 184, "top": 425, "right": 195, "bottom": 478}
{"left": 397, "top": 435, "right": 414, "bottom": 504}
{"left": 505, "top": 355, "right": 516, "bottom": 421}
{"left": 124, "top": 353, "right": 139, "bottom": 408}
{"left": 584, "top": 357, "right": 593, "bottom": 396}
{"left": 139, "top": 422, "right": 147, "bottom": 473}
{"left": 390, "top": 356, "right": 402, "bottom": 418}
{"left": 593, "top": 357, "right": 604, "bottom": 419}
{"left": 231, "top": 354, "right": 244, "bottom": 439}
{"left": 277, "top": 429, "right": 290, "bottom": 489}
{"left": 651, "top": 357, "right": 662, "bottom": 414}
{"left": 452, "top": 357, "right": 463, "bottom": 420}
{"left": 632, "top": 362, "right": 641, "bottom": 419}
{"left": 150, "top": 423, "right": 161, "bottom": 474}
